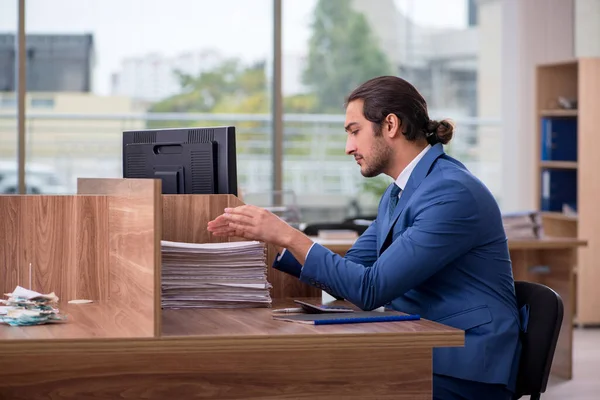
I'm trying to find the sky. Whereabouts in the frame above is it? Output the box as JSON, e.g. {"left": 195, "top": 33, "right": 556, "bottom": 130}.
{"left": 0, "top": 0, "right": 468, "bottom": 95}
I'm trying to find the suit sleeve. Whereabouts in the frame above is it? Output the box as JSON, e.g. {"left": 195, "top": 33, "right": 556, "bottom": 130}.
{"left": 299, "top": 182, "right": 479, "bottom": 311}
{"left": 272, "top": 219, "right": 380, "bottom": 278}
{"left": 272, "top": 248, "right": 303, "bottom": 278}
{"left": 344, "top": 220, "right": 378, "bottom": 267}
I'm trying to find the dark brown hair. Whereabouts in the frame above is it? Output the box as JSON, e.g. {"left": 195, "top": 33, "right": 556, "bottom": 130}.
{"left": 345, "top": 76, "right": 454, "bottom": 145}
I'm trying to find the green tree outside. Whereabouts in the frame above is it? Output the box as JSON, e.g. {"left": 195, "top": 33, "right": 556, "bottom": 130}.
{"left": 147, "top": 0, "right": 395, "bottom": 198}
{"left": 149, "top": 0, "right": 393, "bottom": 118}
{"left": 302, "top": 0, "right": 394, "bottom": 113}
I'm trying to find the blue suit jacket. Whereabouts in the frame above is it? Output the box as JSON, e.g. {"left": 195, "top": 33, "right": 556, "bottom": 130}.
{"left": 273, "top": 143, "right": 525, "bottom": 390}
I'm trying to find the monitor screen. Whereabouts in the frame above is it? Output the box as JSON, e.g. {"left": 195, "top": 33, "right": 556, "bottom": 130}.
{"left": 122, "top": 126, "right": 237, "bottom": 196}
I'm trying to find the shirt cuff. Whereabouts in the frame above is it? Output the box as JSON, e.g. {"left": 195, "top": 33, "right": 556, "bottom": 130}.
{"left": 305, "top": 242, "right": 316, "bottom": 261}
{"left": 276, "top": 243, "right": 316, "bottom": 265}
{"left": 276, "top": 248, "right": 287, "bottom": 261}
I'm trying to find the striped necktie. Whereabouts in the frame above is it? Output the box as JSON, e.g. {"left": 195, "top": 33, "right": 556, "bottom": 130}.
{"left": 388, "top": 184, "right": 401, "bottom": 220}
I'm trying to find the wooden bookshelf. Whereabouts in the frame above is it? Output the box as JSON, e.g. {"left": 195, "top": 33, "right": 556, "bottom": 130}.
{"left": 540, "top": 109, "right": 578, "bottom": 117}
{"left": 535, "top": 58, "right": 600, "bottom": 325}
{"left": 539, "top": 161, "right": 578, "bottom": 169}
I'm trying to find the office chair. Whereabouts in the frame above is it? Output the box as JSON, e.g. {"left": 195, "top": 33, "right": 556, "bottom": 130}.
{"left": 302, "top": 221, "right": 369, "bottom": 236}
{"left": 513, "top": 281, "right": 564, "bottom": 400}
{"left": 343, "top": 215, "right": 377, "bottom": 224}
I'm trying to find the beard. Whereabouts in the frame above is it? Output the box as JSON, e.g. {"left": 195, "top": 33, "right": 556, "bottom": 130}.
{"left": 359, "top": 137, "right": 393, "bottom": 178}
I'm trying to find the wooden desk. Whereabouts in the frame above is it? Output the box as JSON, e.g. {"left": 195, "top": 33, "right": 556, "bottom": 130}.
{"left": 313, "top": 236, "right": 586, "bottom": 380}
{"left": 0, "top": 298, "right": 463, "bottom": 399}
{"left": 540, "top": 212, "right": 578, "bottom": 238}
{"left": 509, "top": 237, "right": 586, "bottom": 380}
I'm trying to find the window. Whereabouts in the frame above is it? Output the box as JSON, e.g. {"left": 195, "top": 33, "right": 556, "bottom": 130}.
{"left": 282, "top": 0, "right": 502, "bottom": 222}
{"left": 17, "top": 0, "right": 272, "bottom": 194}
{"left": 0, "top": 12, "right": 17, "bottom": 194}
{"left": 3, "top": 0, "right": 502, "bottom": 208}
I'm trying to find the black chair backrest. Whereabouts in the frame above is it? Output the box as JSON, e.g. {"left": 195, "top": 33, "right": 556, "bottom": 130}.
{"left": 514, "top": 281, "right": 564, "bottom": 398}
{"left": 302, "top": 222, "right": 368, "bottom": 236}
{"left": 343, "top": 215, "right": 377, "bottom": 223}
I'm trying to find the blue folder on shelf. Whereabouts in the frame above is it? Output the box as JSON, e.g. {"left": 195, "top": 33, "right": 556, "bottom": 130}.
{"left": 273, "top": 311, "right": 420, "bottom": 325}
{"left": 540, "top": 168, "right": 577, "bottom": 212}
{"left": 540, "top": 117, "right": 577, "bottom": 161}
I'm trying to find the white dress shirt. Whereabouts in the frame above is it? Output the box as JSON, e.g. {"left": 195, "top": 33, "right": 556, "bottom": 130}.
{"left": 278, "top": 144, "right": 432, "bottom": 263}
{"left": 393, "top": 144, "right": 431, "bottom": 194}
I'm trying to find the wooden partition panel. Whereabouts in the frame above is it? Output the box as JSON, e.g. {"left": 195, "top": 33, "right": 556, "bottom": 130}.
{"left": 25, "top": 196, "right": 109, "bottom": 301}
{"left": 77, "top": 178, "right": 161, "bottom": 337}
{"left": 0, "top": 195, "right": 109, "bottom": 301}
{"left": 162, "top": 194, "right": 243, "bottom": 243}
{"left": 0, "top": 196, "right": 24, "bottom": 295}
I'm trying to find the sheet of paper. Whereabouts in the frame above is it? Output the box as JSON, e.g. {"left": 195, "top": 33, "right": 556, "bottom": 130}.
{"left": 8, "top": 286, "right": 42, "bottom": 300}
{"left": 2, "top": 286, "right": 59, "bottom": 302}
{"left": 0, "top": 306, "right": 15, "bottom": 315}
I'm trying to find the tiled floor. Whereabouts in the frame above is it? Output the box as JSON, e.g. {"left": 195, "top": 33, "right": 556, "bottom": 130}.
{"left": 523, "top": 327, "right": 600, "bottom": 399}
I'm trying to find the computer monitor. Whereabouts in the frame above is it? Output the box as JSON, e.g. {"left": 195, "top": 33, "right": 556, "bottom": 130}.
{"left": 122, "top": 126, "right": 237, "bottom": 196}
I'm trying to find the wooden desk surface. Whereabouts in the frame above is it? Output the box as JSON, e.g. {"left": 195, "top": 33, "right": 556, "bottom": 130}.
{"left": 0, "top": 299, "right": 463, "bottom": 399}
{"left": 0, "top": 298, "right": 463, "bottom": 351}
{"left": 161, "top": 298, "right": 463, "bottom": 349}
{"left": 0, "top": 301, "right": 152, "bottom": 341}
{"left": 508, "top": 237, "right": 587, "bottom": 249}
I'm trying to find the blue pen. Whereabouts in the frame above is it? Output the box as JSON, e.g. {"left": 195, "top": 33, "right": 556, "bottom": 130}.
{"left": 312, "top": 314, "right": 420, "bottom": 325}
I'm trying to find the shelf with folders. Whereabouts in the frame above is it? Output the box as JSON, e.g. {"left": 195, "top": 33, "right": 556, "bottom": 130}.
{"left": 535, "top": 58, "right": 600, "bottom": 325}
{"left": 538, "top": 110, "right": 578, "bottom": 213}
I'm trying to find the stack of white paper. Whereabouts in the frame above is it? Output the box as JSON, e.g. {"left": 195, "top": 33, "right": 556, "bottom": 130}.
{"left": 160, "top": 240, "right": 272, "bottom": 309}
{"left": 502, "top": 211, "right": 542, "bottom": 239}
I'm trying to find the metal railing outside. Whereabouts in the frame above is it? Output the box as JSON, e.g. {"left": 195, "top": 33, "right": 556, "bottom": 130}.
{"left": 0, "top": 112, "right": 503, "bottom": 220}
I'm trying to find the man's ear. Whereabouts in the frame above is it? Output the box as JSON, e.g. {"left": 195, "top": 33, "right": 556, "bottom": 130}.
{"left": 384, "top": 113, "right": 401, "bottom": 138}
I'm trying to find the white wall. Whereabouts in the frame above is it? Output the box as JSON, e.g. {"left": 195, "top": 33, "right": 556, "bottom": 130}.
{"left": 476, "top": 0, "right": 503, "bottom": 201}
{"left": 500, "top": 0, "right": 574, "bottom": 212}
{"left": 575, "top": 0, "right": 600, "bottom": 57}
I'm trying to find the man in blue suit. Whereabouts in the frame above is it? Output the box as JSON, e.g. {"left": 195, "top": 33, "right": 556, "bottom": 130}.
{"left": 208, "top": 76, "right": 524, "bottom": 400}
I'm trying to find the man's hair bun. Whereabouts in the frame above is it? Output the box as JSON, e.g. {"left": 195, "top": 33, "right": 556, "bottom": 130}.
{"left": 425, "top": 119, "right": 454, "bottom": 145}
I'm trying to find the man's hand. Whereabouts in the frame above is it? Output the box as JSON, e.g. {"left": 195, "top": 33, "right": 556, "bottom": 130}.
{"left": 206, "top": 213, "right": 240, "bottom": 238}
{"left": 207, "top": 205, "right": 313, "bottom": 263}
{"left": 207, "top": 205, "right": 292, "bottom": 247}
